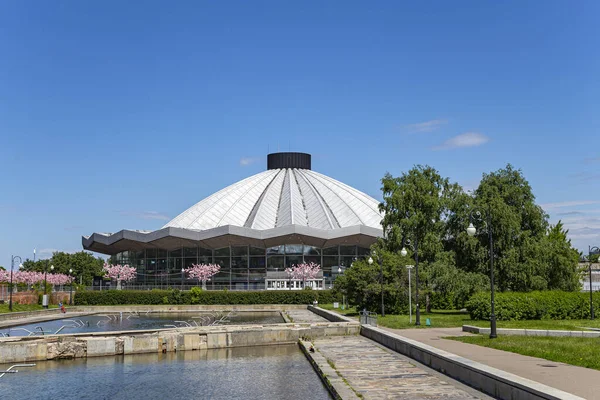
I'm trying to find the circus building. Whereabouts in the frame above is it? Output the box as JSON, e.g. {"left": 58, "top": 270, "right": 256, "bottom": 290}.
{"left": 83, "top": 152, "right": 384, "bottom": 290}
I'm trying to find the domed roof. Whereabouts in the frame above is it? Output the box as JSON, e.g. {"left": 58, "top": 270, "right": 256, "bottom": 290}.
{"left": 163, "top": 167, "right": 382, "bottom": 231}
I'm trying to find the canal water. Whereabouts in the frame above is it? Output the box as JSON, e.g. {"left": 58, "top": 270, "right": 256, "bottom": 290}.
{"left": 0, "top": 344, "right": 331, "bottom": 400}
{"left": 2, "top": 311, "right": 284, "bottom": 336}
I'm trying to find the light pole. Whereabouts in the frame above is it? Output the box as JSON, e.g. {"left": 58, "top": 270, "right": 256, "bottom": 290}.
{"left": 69, "top": 268, "right": 73, "bottom": 305}
{"left": 467, "top": 209, "right": 497, "bottom": 339}
{"left": 368, "top": 254, "right": 385, "bottom": 317}
{"left": 181, "top": 268, "right": 185, "bottom": 291}
{"left": 43, "top": 261, "right": 54, "bottom": 309}
{"left": 9, "top": 256, "right": 23, "bottom": 312}
{"left": 401, "top": 240, "right": 420, "bottom": 326}
{"left": 405, "top": 265, "right": 414, "bottom": 324}
{"left": 588, "top": 246, "right": 599, "bottom": 320}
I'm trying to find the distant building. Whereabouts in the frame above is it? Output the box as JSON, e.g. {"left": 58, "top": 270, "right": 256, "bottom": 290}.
{"left": 580, "top": 262, "right": 600, "bottom": 292}
{"left": 83, "top": 152, "right": 383, "bottom": 289}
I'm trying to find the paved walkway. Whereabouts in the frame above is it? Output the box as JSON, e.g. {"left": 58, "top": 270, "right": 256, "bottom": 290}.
{"left": 382, "top": 327, "right": 600, "bottom": 400}
{"left": 285, "top": 308, "right": 330, "bottom": 323}
{"left": 311, "top": 335, "right": 490, "bottom": 399}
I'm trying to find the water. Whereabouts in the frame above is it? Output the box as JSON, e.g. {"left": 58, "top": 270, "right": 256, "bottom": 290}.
{"left": 2, "top": 311, "right": 285, "bottom": 336}
{"left": 0, "top": 344, "right": 331, "bottom": 400}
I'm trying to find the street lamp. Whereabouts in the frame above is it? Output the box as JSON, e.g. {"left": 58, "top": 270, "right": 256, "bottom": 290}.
{"left": 369, "top": 251, "right": 385, "bottom": 317}
{"left": 43, "top": 262, "right": 54, "bottom": 309}
{"left": 69, "top": 268, "right": 73, "bottom": 305}
{"left": 9, "top": 256, "right": 22, "bottom": 312}
{"left": 467, "top": 209, "right": 497, "bottom": 339}
{"left": 181, "top": 268, "right": 185, "bottom": 291}
{"left": 588, "top": 246, "right": 599, "bottom": 320}
{"left": 401, "top": 240, "right": 420, "bottom": 326}
{"left": 405, "top": 265, "right": 414, "bottom": 323}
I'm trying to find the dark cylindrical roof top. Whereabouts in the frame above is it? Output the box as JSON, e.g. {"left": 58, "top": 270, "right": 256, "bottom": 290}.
{"left": 267, "top": 152, "right": 311, "bottom": 170}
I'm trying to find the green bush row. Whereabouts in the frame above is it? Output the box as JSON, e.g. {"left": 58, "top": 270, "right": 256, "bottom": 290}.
{"left": 74, "top": 289, "right": 340, "bottom": 306}
{"left": 466, "top": 291, "right": 600, "bottom": 320}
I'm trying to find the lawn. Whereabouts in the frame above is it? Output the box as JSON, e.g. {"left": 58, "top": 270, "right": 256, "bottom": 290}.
{"left": 320, "top": 304, "right": 600, "bottom": 331}
{"left": 449, "top": 335, "right": 600, "bottom": 370}
{"left": 0, "top": 304, "right": 57, "bottom": 313}
{"left": 470, "top": 319, "right": 600, "bottom": 331}
{"left": 319, "top": 304, "right": 471, "bottom": 329}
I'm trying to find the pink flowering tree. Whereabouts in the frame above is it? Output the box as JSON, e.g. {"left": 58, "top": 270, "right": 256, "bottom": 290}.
{"left": 0, "top": 270, "right": 10, "bottom": 283}
{"left": 103, "top": 263, "right": 137, "bottom": 290}
{"left": 285, "top": 262, "right": 321, "bottom": 289}
{"left": 47, "top": 273, "right": 73, "bottom": 289}
{"left": 184, "top": 263, "right": 221, "bottom": 290}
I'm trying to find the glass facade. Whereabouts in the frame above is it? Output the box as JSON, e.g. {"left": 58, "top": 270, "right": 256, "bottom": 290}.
{"left": 110, "top": 244, "right": 369, "bottom": 289}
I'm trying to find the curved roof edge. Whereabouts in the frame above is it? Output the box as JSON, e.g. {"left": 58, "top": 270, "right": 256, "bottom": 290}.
{"left": 83, "top": 225, "right": 383, "bottom": 255}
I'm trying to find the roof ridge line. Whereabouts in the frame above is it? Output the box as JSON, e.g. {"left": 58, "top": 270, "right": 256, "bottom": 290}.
{"left": 215, "top": 170, "right": 278, "bottom": 227}
{"left": 243, "top": 169, "right": 284, "bottom": 228}
{"left": 303, "top": 170, "right": 364, "bottom": 225}
{"left": 295, "top": 169, "right": 338, "bottom": 229}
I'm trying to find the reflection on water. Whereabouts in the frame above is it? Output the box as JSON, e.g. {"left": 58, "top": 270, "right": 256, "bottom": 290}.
{"left": 3, "top": 311, "right": 285, "bottom": 336}
{"left": 0, "top": 345, "right": 331, "bottom": 400}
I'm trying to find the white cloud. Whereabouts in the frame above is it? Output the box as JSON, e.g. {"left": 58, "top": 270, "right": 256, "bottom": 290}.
{"left": 404, "top": 119, "right": 447, "bottom": 133}
{"left": 240, "top": 157, "right": 259, "bottom": 166}
{"left": 541, "top": 200, "right": 600, "bottom": 209}
{"left": 35, "top": 248, "right": 81, "bottom": 259}
{"left": 432, "top": 132, "right": 489, "bottom": 151}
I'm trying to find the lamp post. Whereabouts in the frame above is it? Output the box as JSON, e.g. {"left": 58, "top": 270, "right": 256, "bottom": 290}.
{"left": 588, "top": 246, "right": 599, "bottom": 320}
{"left": 69, "top": 268, "right": 73, "bottom": 305}
{"left": 401, "top": 240, "right": 420, "bottom": 325}
{"left": 9, "top": 256, "right": 23, "bottom": 312}
{"left": 181, "top": 268, "right": 185, "bottom": 291}
{"left": 368, "top": 254, "right": 385, "bottom": 317}
{"left": 43, "top": 262, "right": 54, "bottom": 309}
{"left": 405, "top": 265, "right": 414, "bottom": 324}
{"left": 467, "top": 209, "right": 497, "bottom": 339}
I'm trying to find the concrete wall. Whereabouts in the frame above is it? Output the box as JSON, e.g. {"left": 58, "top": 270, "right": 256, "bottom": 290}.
{"left": 0, "top": 321, "right": 360, "bottom": 364}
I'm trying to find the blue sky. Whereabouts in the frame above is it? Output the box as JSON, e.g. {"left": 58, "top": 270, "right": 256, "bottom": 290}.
{"left": 1, "top": 1, "right": 599, "bottom": 265}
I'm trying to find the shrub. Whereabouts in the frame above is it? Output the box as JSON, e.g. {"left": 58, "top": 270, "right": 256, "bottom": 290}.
{"left": 466, "top": 291, "right": 600, "bottom": 321}
{"left": 74, "top": 289, "right": 340, "bottom": 306}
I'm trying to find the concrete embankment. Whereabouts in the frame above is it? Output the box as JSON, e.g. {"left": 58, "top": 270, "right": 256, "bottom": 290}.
{"left": 310, "top": 307, "right": 584, "bottom": 400}
{"left": 0, "top": 321, "right": 359, "bottom": 364}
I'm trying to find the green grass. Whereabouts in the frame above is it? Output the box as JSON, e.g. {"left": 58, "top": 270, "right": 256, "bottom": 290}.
{"left": 0, "top": 304, "right": 58, "bottom": 313}
{"left": 449, "top": 335, "right": 600, "bottom": 370}
{"left": 320, "top": 304, "right": 600, "bottom": 331}
{"left": 377, "top": 310, "right": 471, "bottom": 329}
{"left": 319, "top": 304, "right": 471, "bottom": 329}
{"left": 470, "top": 319, "right": 600, "bottom": 331}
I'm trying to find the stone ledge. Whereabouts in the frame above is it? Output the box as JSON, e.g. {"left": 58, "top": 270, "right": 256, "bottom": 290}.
{"left": 463, "top": 325, "right": 600, "bottom": 338}
{"left": 299, "top": 340, "right": 361, "bottom": 400}
{"left": 312, "top": 307, "right": 583, "bottom": 400}
{"left": 0, "top": 321, "right": 360, "bottom": 363}
{"left": 362, "top": 326, "right": 584, "bottom": 400}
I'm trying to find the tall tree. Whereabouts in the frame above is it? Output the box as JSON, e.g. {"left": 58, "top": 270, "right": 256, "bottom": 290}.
{"left": 21, "top": 251, "right": 105, "bottom": 286}
{"left": 379, "top": 165, "right": 450, "bottom": 261}
{"left": 472, "top": 164, "right": 548, "bottom": 291}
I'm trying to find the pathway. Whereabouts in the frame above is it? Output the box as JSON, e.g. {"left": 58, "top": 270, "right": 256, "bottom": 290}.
{"left": 285, "top": 308, "right": 330, "bottom": 323}
{"left": 382, "top": 327, "right": 600, "bottom": 400}
{"left": 311, "top": 335, "right": 490, "bottom": 399}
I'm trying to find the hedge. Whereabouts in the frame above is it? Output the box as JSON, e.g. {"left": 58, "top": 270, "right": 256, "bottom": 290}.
{"left": 466, "top": 291, "right": 600, "bottom": 321}
{"left": 74, "top": 289, "right": 340, "bottom": 306}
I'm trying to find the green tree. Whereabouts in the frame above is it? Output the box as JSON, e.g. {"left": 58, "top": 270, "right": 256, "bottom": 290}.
{"left": 334, "top": 245, "right": 412, "bottom": 314}
{"left": 379, "top": 165, "right": 451, "bottom": 261}
{"left": 21, "top": 251, "right": 105, "bottom": 285}
{"left": 472, "top": 164, "right": 549, "bottom": 291}
{"left": 543, "top": 221, "right": 581, "bottom": 291}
